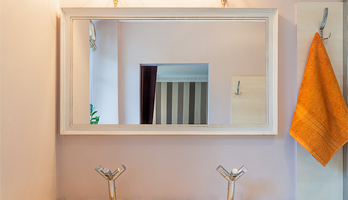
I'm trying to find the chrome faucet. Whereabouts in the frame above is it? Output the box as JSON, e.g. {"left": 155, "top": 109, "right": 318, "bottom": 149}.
{"left": 217, "top": 165, "right": 248, "bottom": 200}
{"left": 96, "top": 164, "right": 126, "bottom": 200}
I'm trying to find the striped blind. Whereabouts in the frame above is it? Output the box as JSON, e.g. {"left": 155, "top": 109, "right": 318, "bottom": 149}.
{"left": 153, "top": 82, "right": 208, "bottom": 124}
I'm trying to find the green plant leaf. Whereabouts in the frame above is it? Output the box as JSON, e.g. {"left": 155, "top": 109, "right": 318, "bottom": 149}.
{"left": 90, "top": 104, "right": 99, "bottom": 124}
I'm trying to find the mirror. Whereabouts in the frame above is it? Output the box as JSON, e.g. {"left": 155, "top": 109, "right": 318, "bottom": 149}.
{"left": 61, "top": 8, "right": 278, "bottom": 135}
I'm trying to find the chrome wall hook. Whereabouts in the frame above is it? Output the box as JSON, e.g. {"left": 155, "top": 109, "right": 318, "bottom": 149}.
{"left": 235, "top": 81, "right": 242, "bottom": 95}
{"left": 319, "top": 7, "right": 331, "bottom": 40}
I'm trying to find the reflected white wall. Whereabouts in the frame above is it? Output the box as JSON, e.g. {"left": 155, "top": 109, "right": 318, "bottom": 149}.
{"left": 90, "top": 20, "right": 119, "bottom": 124}
{"left": 118, "top": 21, "right": 265, "bottom": 124}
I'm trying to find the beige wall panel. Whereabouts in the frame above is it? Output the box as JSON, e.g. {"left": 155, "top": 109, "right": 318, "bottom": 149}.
{"left": 231, "top": 76, "right": 266, "bottom": 125}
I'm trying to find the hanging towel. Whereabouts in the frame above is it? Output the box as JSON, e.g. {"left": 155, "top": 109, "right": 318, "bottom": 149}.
{"left": 290, "top": 32, "right": 348, "bottom": 167}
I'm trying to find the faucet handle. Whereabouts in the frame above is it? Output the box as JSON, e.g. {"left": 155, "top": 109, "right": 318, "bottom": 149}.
{"left": 102, "top": 167, "right": 110, "bottom": 173}
{"left": 96, "top": 165, "right": 104, "bottom": 172}
{"left": 218, "top": 165, "right": 248, "bottom": 181}
{"left": 112, "top": 164, "right": 126, "bottom": 181}
{"left": 238, "top": 165, "right": 248, "bottom": 173}
{"left": 234, "top": 165, "right": 247, "bottom": 181}
{"left": 95, "top": 165, "right": 109, "bottom": 180}
{"left": 217, "top": 165, "right": 231, "bottom": 181}
{"left": 232, "top": 168, "right": 238, "bottom": 174}
{"left": 102, "top": 168, "right": 114, "bottom": 179}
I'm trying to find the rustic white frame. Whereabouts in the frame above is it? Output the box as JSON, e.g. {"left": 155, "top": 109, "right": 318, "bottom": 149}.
{"left": 60, "top": 7, "right": 278, "bottom": 135}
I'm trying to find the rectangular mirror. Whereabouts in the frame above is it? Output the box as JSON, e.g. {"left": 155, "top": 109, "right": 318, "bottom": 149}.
{"left": 61, "top": 8, "right": 278, "bottom": 135}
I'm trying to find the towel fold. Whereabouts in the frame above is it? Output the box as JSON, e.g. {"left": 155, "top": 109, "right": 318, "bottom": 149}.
{"left": 290, "top": 32, "right": 348, "bottom": 167}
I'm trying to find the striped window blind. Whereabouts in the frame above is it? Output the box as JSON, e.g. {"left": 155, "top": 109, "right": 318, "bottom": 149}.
{"left": 153, "top": 82, "right": 208, "bottom": 124}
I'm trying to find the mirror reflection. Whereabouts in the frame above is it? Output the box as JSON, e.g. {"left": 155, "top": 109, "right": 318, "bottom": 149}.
{"left": 73, "top": 19, "right": 267, "bottom": 125}
{"left": 150, "top": 64, "right": 209, "bottom": 125}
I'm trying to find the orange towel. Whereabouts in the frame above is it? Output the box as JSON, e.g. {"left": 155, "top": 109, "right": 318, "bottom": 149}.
{"left": 290, "top": 32, "right": 348, "bottom": 167}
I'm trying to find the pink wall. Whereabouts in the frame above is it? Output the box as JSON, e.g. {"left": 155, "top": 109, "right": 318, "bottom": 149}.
{"left": 58, "top": 0, "right": 341, "bottom": 200}
{"left": 0, "top": 0, "right": 59, "bottom": 199}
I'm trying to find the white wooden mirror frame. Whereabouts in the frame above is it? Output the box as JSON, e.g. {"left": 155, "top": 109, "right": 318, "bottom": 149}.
{"left": 60, "top": 7, "right": 278, "bottom": 135}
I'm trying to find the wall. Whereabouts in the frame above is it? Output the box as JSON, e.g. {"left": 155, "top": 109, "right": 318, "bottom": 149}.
{"left": 0, "top": 0, "right": 59, "bottom": 199}
{"left": 87, "top": 20, "right": 265, "bottom": 125}
{"left": 118, "top": 21, "right": 265, "bottom": 124}
{"left": 297, "top": 3, "right": 344, "bottom": 200}
{"left": 90, "top": 20, "right": 119, "bottom": 124}
{"left": 58, "top": 0, "right": 341, "bottom": 200}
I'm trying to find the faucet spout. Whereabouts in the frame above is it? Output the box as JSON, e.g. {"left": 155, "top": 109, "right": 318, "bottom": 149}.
{"left": 107, "top": 179, "right": 116, "bottom": 200}
{"left": 227, "top": 180, "right": 235, "bottom": 200}
{"left": 96, "top": 164, "right": 126, "bottom": 200}
{"left": 217, "top": 165, "right": 247, "bottom": 200}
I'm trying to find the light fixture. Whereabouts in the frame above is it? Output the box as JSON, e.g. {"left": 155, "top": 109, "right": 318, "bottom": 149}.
{"left": 113, "top": 0, "right": 118, "bottom": 7}
{"left": 221, "top": 0, "right": 227, "bottom": 7}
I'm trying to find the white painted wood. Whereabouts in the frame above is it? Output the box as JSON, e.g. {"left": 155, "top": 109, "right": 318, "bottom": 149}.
{"left": 183, "top": 82, "right": 190, "bottom": 124}
{"left": 172, "top": 82, "right": 178, "bottom": 124}
{"left": 296, "top": 3, "right": 344, "bottom": 200}
{"left": 231, "top": 76, "right": 266, "bottom": 125}
{"left": 72, "top": 20, "right": 90, "bottom": 125}
{"left": 61, "top": 7, "right": 278, "bottom": 19}
{"left": 194, "top": 82, "right": 201, "bottom": 124}
{"left": 161, "top": 82, "right": 167, "bottom": 124}
{"left": 60, "top": 7, "right": 278, "bottom": 135}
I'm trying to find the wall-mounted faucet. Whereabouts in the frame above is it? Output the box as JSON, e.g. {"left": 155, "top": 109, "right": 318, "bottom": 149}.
{"left": 96, "top": 164, "right": 126, "bottom": 200}
{"left": 217, "top": 165, "right": 247, "bottom": 200}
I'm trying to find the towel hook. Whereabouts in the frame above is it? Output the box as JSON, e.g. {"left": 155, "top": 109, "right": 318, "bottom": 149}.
{"left": 319, "top": 7, "right": 331, "bottom": 40}
{"left": 235, "top": 81, "right": 242, "bottom": 95}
